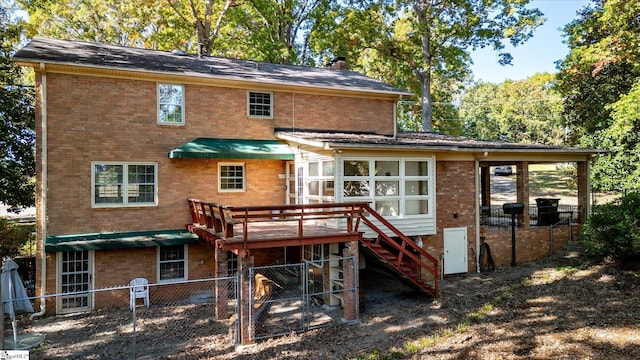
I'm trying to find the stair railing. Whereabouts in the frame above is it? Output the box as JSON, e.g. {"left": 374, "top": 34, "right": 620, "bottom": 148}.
{"left": 356, "top": 204, "right": 439, "bottom": 296}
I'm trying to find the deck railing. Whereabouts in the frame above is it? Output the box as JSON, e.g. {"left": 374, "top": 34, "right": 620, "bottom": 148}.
{"left": 188, "top": 198, "right": 367, "bottom": 241}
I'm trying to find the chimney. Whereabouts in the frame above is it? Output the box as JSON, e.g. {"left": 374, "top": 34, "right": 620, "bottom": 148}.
{"left": 198, "top": 43, "right": 205, "bottom": 58}
{"left": 329, "top": 57, "right": 349, "bottom": 70}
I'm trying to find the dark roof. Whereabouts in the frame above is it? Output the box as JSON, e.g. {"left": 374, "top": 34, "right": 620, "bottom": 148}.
{"left": 275, "top": 129, "right": 605, "bottom": 154}
{"left": 13, "top": 37, "right": 411, "bottom": 96}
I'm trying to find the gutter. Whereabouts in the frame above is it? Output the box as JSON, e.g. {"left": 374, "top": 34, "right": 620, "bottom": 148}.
{"left": 31, "top": 63, "right": 47, "bottom": 320}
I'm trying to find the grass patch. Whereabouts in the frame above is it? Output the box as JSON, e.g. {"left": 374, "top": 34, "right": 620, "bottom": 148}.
{"left": 555, "top": 265, "right": 576, "bottom": 274}
{"left": 528, "top": 165, "right": 576, "bottom": 197}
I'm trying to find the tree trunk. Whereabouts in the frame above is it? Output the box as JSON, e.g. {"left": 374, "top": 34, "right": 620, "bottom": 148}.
{"left": 421, "top": 72, "right": 432, "bottom": 132}
{"left": 414, "top": 1, "right": 433, "bottom": 132}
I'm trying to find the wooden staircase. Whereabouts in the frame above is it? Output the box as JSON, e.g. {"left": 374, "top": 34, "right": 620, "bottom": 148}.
{"left": 356, "top": 204, "right": 439, "bottom": 297}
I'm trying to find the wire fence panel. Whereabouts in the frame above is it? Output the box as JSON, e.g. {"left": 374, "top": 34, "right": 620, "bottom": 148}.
{"left": 3, "top": 276, "right": 238, "bottom": 359}
{"left": 306, "top": 256, "right": 358, "bottom": 331}
{"left": 249, "top": 263, "right": 306, "bottom": 341}
{"left": 248, "top": 257, "right": 358, "bottom": 341}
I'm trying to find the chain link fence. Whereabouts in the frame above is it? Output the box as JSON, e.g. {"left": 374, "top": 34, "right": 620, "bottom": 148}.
{"left": 3, "top": 276, "right": 237, "bottom": 359}
{"left": 249, "top": 257, "right": 358, "bottom": 341}
{"left": 4, "top": 258, "right": 359, "bottom": 355}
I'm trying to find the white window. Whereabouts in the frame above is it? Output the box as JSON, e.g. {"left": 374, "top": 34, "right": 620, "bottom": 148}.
{"left": 306, "top": 160, "right": 335, "bottom": 204}
{"left": 158, "top": 245, "right": 187, "bottom": 282}
{"left": 158, "top": 84, "right": 185, "bottom": 125}
{"left": 247, "top": 91, "right": 273, "bottom": 118}
{"left": 92, "top": 162, "right": 157, "bottom": 207}
{"left": 342, "top": 157, "right": 433, "bottom": 217}
{"left": 219, "top": 163, "right": 246, "bottom": 192}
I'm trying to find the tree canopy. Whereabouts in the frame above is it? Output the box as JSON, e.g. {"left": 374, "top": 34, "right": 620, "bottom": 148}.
{"left": 556, "top": 0, "right": 640, "bottom": 192}
{"left": 460, "top": 73, "right": 565, "bottom": 145}
{"left": 0, "top": 6, "right": 35, "bottom": 212}
{"left": 316, "top": 0, "right": 544, "bottom": 132}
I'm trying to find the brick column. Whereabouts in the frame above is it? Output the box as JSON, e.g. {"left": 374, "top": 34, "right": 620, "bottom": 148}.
{"left": 238, "top": 255, "right": 255, "bottom": 345}
{"left": 214, "top": 248, "right": 229, "bottom": 320}
{"left": 516, "top": 162, "right": 530, "bottom": 228}
{"left": 577, "top": 161, "right": 588, "bottom": 224}
{"left": 342, "top": 241, "right": 359, "bottom": 321}
{"left": 481, "top": 166, "right": 491, "bottom": 207}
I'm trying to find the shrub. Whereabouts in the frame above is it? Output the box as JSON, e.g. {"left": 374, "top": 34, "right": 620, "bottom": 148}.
{"left": 581, "top": 192, "right": 640, "bottom": 261}
{"left": 0, "top": 217, "right": 34, "bottom": 260}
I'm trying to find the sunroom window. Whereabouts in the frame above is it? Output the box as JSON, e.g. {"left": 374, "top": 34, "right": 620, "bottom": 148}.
{"left": 306, "top": 160, "right": 335, "bottom": 204}
{"left": 342, "top": 158, "right": 433, "bottom": 217}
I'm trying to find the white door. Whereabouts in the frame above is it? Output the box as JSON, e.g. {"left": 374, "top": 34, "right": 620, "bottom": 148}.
{"left": 285, "top": 161, "right": 296, "bottom": 204}
{"left": 57, "top": 250, "right": 94, "bottom": 313}
{"left": 444, "top": 227, "right": 468, "bottom": 275}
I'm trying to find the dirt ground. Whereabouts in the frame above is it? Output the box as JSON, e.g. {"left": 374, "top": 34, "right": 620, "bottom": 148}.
{"left": 228, "top": 249, "right": 640, "bottom": 360}
{"left": 15, "top": 242, "right": 640, "bottom": 360}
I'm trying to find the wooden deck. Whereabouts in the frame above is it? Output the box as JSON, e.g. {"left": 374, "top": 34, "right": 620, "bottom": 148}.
{"left": 187, "top": 199, "right": 367, "bottom": 255}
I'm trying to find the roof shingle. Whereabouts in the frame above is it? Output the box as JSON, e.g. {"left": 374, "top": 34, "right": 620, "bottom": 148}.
{"left": 13, "top": 37, "right": 411, "bottom": 96}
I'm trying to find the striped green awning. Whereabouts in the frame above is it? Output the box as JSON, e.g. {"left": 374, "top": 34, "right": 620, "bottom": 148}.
{"left": 45, "top": 229, "right": 199, "bottom": 252}
{"left": 168, "top": 138, "right": 294, "bottom": 160}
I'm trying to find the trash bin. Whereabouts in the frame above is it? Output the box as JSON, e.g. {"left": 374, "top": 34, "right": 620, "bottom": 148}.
{"left": 535, "top": 198, "right": 560, "bottom": 225}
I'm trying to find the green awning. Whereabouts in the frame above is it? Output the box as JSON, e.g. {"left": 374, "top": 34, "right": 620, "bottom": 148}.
{"left": 168, "top": 138, "right": 295, "bottom": 160}
{"left": 45, "top": 229, "right": 199, "bottom": 252}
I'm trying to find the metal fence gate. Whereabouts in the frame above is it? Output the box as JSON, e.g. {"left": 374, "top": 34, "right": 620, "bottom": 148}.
{"left": 249, "top": 256, "right": 358, "bottom": 341}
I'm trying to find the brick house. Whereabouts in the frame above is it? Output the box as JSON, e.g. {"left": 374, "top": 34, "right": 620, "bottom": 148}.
{"left": 14, "top": 38, "right": 599, "bottom": 343}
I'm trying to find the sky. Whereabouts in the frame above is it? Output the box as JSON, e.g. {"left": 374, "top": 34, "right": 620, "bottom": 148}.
{"left": 470, "top": 0, "right": 592, "bottom": 83}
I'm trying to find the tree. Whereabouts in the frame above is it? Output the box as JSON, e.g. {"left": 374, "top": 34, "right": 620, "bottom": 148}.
{"left": 1, "top": 6, "right": 35, "bottom": 212}
{"left": 556, "top": 0, "right": 640, "bottom": 192}
{"left": 19, "top": 0, "right": 335, "bottom": 65}
{"left": 319, "top": 0, "right": 543, "bottom": 132}
{"left": 19, "top": 0, "right": 167, "bottom": 48}
{"left": 0, "top": 217, "right": 34, "bottom": 260}
{"left": 460, "top": 73, "right": 565, "bottom": 144}
{"left": 227, "top": 0, "right": 334, "bottom": 65}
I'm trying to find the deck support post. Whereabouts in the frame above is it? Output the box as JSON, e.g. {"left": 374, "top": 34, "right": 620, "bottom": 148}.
{"left": 342, "top": 241, "right": 359, "bottom": 321}
{"left": 238, "top": 255, "right": 255, "bottom": 345}
{"left": 214, "top": 248, "right": 229, "bottom": 320}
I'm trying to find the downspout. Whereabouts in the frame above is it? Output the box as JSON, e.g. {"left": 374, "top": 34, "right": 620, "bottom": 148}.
{"left": 31, "top": 63, "right": 47, "bottom": 320}
{"left": 474, "top": 151, "right": 488, "bottom": 273}
{"left": 393, "top": 96, "right": 399, "bottom": 139}
{"left": 292, "top": 92, "right": 295, "bottom": 130}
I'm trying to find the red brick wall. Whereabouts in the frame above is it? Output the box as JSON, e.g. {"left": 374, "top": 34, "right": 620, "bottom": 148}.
{"left": 482, "top": 225, "right": 580, "bottom": 267}
{"left": 42, "top": 242, "right": 219, "bottom": 313}
{"left": 42, "top": 73, "right": 394, "bottom": 235}
{"left": 34, "top": 71, "right": 396, "bottom": 307}
{"left": 421, "top": 161, "right": 477, "bottom": 273}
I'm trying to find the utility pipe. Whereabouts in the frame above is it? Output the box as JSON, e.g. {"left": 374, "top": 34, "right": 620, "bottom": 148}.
{"left": 31, "top": 63, "right": 47, "bottom": 320}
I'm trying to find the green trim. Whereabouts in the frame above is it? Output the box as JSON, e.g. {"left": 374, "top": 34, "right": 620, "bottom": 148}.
{"left": 168, "top": 138, "right": 294, "bottom": 160}
{"left": 45, "top": 229, "right": 199, "bottom": 252}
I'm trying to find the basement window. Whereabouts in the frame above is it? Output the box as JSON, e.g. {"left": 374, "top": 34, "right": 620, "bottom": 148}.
{"left": 158, "top": 245, "right": 187, "bottom": 282}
